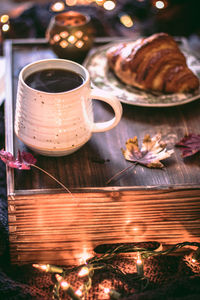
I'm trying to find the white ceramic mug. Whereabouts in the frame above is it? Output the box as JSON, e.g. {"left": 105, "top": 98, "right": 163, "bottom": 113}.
{"left": 14, "top": 59, "right": 122, "bottom": 156}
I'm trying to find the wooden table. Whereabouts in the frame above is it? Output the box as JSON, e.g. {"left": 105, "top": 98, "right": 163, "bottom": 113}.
{"left": 4, "top": 38, "right": 200, "bottom": 265}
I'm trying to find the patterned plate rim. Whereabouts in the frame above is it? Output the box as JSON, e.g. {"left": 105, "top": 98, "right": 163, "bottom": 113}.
{"left": 83, "top": 41, "right": 200, "bottom": 108}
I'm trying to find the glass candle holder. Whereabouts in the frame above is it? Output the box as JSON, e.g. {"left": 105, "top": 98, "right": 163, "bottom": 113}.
{"left": 46, "top": 11, "right": 95, "bottom": 61}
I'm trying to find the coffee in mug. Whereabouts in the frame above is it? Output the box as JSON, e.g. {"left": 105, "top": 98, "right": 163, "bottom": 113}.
{"left": 14, "top": 59, "right": 122, "bottom": 156}
{"left": 25, "top": 69, "right": 84, "bottom": 93}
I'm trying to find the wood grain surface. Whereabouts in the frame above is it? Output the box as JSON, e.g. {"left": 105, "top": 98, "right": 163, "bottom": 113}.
{"left": 4, "top": 39, "right": 200, "bottom": 265}
{"left": 8, "top": 189, "right": 200, "bottom": 265}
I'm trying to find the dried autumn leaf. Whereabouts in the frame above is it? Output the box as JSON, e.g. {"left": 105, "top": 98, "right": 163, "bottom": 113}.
{"left": 0, "top": 149, "right": 71, "bottom": 194}
{"left": 176, "top": 133, "right": 200, "bottom": 158}
{"left": 122, "top": 134, "right": 174, "bottom": 168}
{"left": 0, "top": 149, "right": 36, "bottom": 170}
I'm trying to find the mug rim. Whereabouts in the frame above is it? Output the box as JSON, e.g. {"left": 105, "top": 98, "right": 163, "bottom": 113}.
{"left": 19, "top": 58, "right": 90, "bottom": 95}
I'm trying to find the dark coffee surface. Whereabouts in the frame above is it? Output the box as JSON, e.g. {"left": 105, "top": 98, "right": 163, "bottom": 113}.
{"left": 25, "top": 68, "right": 84, "bottom": 93}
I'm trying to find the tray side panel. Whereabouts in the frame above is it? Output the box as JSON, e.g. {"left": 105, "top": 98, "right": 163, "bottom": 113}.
{"left": 8, "top": 189, "right": 200, "bottom": 265}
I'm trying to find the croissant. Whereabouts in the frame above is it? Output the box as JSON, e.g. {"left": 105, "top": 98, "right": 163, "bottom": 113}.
{"left": 107, "top": 33, "right": 199, "bottom": 93}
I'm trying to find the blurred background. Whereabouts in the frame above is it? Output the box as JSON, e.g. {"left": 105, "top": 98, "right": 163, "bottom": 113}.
{"left": 0, "top": 0, "right": 200, "bottom": 51}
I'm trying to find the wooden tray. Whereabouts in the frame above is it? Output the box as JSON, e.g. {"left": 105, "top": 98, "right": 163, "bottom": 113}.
{"left": 4, "top": 38, "right": 200, "bottom": 265}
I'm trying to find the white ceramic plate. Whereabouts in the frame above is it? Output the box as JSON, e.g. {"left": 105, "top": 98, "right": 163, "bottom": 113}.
{"left": 84, "top": 40, "right": 200, "bottom": 107}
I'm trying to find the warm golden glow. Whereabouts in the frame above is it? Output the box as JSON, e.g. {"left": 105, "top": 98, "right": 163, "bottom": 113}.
{"left": 60, "top": 40, "right": 69, "bottom": 48}
{"left": 60, "top": 280, "right": 70, "bottom": 289}
{"left": 155, "top": 0, "right": 165, "bottom": 9}
{"left": 0, "top": 15, "right": 9, "bottom": 23}
{"left": 75, "top": 287, "right": 83, "bottom": 296}
{"left": 68, "top": 35, "right": 77, "bottom": 44}
{"left": 51, "top": 1, "right": 65, "bottom": 12}
{"left": 78, "top": 248, "right": 92, "bottom": 264}
{"left": 78, "top": 266, "right": 89, "bottom": 277}
{"left": 53, "top": 34, "right": 61, "bottom": 42}
{"left": 104, "top": 287, "right": 110, "bottom": 294}
{"left": 55, "top": 274, "right": 63, "bottom": 282}
{"left": 83, "top": 35, "right": 89, "bottom": 41}
{"left": 75, "top": 40, "right": 84, "bottom": 48}
{"left": 60, "top": 31, "right": 69, "bottom": 38}
{"left": 95, "top": 0, "right": 104, "bottom": 5}
{"left": 103, "top": 0, "right": 116, "bottom": 10}
{"left": 75, "top": 30, "right": 83, "bottom": 38}
{"left": 55, "top": 274, "right": 70, "bottom": 290}
{"left": 32, "top": 264, "right": 48, "bottom": 271}
{"left": 65, "top": 0, "right": 77, "bottom": 6}
{"left": 2, "top": 24, "right": 9, "bottom": 32}
{"left": 136, "top": 252, "right": 142, "bottom": 265}
{"left": 120, "top": 14, "right": 134, "bottom": 28}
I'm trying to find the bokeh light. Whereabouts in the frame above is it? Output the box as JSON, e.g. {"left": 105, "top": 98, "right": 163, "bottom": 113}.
{"left": 51, "top": 1, "right": 65, "bottom": 12}
{"left": 2, "top": 24, "right": 10, "bottom": 32}
{"left": 103, "top": 0, "right": 116, "bottom": 11}
{"left": 0, "top": 15, "right": 9, "bottom": 23}
{"left": 155, "top": 0, "right": 165, "bottom": 9}
{"left": 120, "top": 14, "right": 134, "bottom": 28}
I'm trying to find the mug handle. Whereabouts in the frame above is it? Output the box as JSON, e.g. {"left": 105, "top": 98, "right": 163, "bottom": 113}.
{"left": 90, "top": 89, "right": 123, "bottom": 133}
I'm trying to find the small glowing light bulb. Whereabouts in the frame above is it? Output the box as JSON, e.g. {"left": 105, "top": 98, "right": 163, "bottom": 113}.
{"left": 55, "top": 274, "right": 63, "bottom": 282}
{"left": 33, "top": 264, "right": 48, "bottom": 271}
{"left": 155, "top": 0, "right": 165, "bottom": 9}
{"left": 60, "top": 280, "right": 70, "bottom": 290}
{"left": 104, "top": 288, "right": 121, "bottom": 299}
{"left": 78, "top": 266, "right": 90, "bottom": 277}
{"left": 56, "top": 277, "right": 81, "bottom": 300}
{"left": 33, "top": 264, "right": 63, "bottom": 273}
{"left": 79, "top": 248, "right": 92, "bottom": 264}
{"left": 192, "top": 247, "right": 200, "bottom": 262}
{"left": 55, "top": 275, "right": 70, "bottom": 290}
{"left": 136, "top": 253, "right": 144, "bottom": 276}
{"left": 104, "top": 287, "right": 110, "bottom": 294}
{"left": 75, "top": 288, "right": 83, "bottom": 297}
{"left": 137, "top": 253, "right": 142, "bottom": 265}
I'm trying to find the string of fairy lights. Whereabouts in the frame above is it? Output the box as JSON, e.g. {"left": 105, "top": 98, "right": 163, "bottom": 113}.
{"left": 33, "top": 241, "right": 200, "bottom": 300}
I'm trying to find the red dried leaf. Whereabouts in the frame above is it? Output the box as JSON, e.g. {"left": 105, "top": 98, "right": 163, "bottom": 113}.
{"left": 0, "top": 149, "right": 71, "bottom": 195}
{"left": 0, "top": 149, "right": 37, "bottom": 170}
{"left": 176, "top": 134, "right": 200, "bottom": 158}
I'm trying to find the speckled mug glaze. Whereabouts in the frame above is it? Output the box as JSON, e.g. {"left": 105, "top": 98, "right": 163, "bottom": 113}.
{"left": 14, "top": 59, "right": 122, "bottom": 156}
